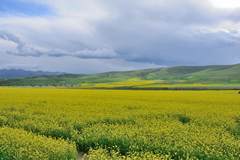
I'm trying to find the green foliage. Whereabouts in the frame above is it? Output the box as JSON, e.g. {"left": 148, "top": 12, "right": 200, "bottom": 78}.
{"left": 230, "top": 117, "right": 240, "bottom": 138}
{"left": 175, "top": 114, "right": 191, "bottom": 124}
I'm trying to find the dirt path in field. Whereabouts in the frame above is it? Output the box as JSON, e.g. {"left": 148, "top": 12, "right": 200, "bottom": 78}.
{"left": 78, "top": 152, "right": 85, "bottom": 160}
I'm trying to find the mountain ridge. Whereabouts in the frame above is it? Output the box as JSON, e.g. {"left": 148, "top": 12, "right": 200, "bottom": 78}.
{"left": 0, "top": 69, "right": 63, "bottom": 79}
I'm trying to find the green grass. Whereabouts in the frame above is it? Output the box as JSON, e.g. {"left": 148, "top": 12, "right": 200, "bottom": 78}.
{"left": 0, "top": 64, "right": 240, "bottom": 87}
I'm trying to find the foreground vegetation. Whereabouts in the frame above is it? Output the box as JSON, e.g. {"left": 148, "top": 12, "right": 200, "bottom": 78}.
{"left": 0, "top": 128, "right": 76, "bottom": 160}
{"left": 0, "top": 88, "right": 239, "bottom": 159}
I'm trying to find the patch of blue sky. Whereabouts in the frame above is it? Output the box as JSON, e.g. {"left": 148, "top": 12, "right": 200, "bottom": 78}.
{"left": 0, "top": 0, "right": 53, "bottom": 16}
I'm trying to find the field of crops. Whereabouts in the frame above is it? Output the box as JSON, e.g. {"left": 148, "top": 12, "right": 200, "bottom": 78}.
{"left": 0, "top": 88, "right": 239, "bottom": 160}
{"left": 79, "top": 80, "right": 240, "bottom": 90}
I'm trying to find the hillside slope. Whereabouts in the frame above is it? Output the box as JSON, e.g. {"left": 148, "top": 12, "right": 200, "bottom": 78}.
{"left": 0, "top": 64, "right": 239, "bottom": 86}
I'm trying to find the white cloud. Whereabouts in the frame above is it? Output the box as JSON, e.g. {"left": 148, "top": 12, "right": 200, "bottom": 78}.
{"left": 210, "top": 0, "right": 240, "bottom": 9}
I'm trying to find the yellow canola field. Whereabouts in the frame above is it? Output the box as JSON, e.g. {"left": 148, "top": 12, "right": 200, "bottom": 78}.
{"left": 0, "top": 88, "right": 239, "bottom": 159}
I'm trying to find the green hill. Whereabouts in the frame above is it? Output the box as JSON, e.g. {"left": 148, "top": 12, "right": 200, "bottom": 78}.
{"left": 0, "top": 64, "right": 240, "bottom": 87}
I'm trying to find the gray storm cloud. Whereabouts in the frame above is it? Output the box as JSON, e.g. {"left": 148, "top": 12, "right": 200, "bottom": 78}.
{"left": 0, "top": 31, "right": 117, "bottom": 59}
{"left": 0, "top": 0, "right": 240, "bottom": 72}
{"left": 0, "top": 31, "right": 43, "bottom": 57}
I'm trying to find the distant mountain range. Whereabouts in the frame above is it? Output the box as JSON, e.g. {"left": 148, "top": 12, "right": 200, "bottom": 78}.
{"left": 0, "top": 69, "right": 61, "bottom": 79}
{"left": 0, "top": 64, "right": 240, "bottom": 87}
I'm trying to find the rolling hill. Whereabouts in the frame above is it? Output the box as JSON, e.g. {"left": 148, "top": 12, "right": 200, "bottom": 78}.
{"left": 0, "top": 64, "right": 239, "bottom": 87}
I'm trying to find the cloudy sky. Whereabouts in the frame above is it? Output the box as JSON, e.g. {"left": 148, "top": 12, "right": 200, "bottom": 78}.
{"left": 0, "top": 0, "right": 240, "bottom": 73}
